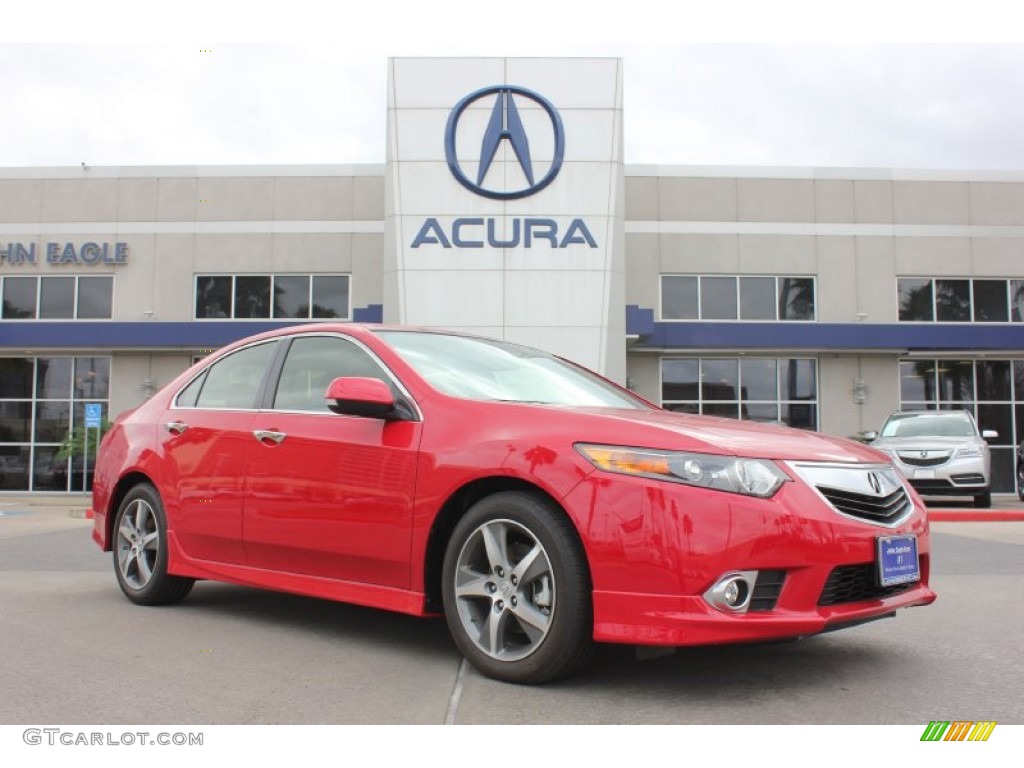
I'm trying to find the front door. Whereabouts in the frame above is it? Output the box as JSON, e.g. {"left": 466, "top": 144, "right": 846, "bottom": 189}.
{"left": 242, "top": 335, "right": 421, "bottom": 588}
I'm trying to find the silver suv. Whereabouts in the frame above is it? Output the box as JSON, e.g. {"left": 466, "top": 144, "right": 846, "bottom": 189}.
{"left": 868, "top": 410, "right": 996, "bottom": 508}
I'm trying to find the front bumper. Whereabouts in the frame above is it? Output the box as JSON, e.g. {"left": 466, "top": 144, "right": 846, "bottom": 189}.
{"left": 562, "top": 469, "right": 936, "bottom": 646}
{"left": 887, "top": 453, "right": 990, "bottom": 495}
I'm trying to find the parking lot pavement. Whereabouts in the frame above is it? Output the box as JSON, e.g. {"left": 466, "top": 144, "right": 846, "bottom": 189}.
{"left": 2, "top": 497, "right": 1022, "bottom": 725}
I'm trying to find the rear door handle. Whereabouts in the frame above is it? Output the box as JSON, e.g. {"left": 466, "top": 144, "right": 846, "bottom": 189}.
{"left": 253, "top": 429, "right": 286, "bottom": 445}
{"left": 164, "top": 421, "right": 188, "bottom": 435}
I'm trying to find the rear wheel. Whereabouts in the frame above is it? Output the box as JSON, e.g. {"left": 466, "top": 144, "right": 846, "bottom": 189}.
{"left": 441, "top": 491, "right": 592, "bottom": 684}
{"left": 113, "top": 484, "right": 194, "bottom": 605}
{"left": 974, "top": 491, "right": 992, "bottom": 509}
{"left": 1018, "top": 464, "right": 1024, "bottom": 502}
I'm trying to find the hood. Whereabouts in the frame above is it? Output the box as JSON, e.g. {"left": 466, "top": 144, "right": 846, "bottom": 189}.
{"left": 556, "top": 406, "right": 887, "bottom": 463}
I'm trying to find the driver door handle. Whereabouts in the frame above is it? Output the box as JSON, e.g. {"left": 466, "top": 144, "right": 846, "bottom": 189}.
{"left": 253, "top": 429, "right": 286, "bottom": 445}
{"left": 164, "top": 421, "right": 188, "bottom": 436}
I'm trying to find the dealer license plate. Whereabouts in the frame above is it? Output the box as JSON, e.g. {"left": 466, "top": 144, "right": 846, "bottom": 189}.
{"left": 914, "top": 468, "right": 935, "bottom": 479}
{"left": 877, "top": 535, "right": 920, "bottom": 587}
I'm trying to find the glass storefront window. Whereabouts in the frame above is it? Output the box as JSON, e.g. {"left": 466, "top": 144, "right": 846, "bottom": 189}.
{"left": 234, "top": 276, "right": 271, "bottom": 319}
{"left": 661, "top": 276, "right": 698, "bottom": 320}
{"left": 2, "top": 277, "right": 37, "bottom": 319}
{"left": 0, "top": 276, "right": 113, "bottom": 320}
{"left": 901, "top": 357, "right": 1024, "bottom": 495}
{"left": 778, "top": 277, "right": 815, "bottom": 320}
{"left": 662, "top": 356, "right": 818, "bottom": 430}
{"left": 273, "top": 275, "right": 311, "bottom": 319}
{"left": 38, "top": 277, "right": 75, "bottom": 319}
{"left": 311, "top": 276, "right": 350, "bottom": 319}
{"left": 973, "top": 280, "right": 1009, "bottom": 322}
{"left": 661, "top": 275, "right": 816, "bottom": 322}
{"left": 0, "top": 356, "right": 110, "bottom": 492}
{"left": 739, "top": 277, "right": 775, "bottom": 320}
{"left": 76, "top": 276, "right": 113, "bottom": 319}
{"left": 195, "top": 274, "right": 350, "bottom": 320}
{"left": 898, "top": 278, "right": 934, "bottom": 321}
{"left": 700, "top": 277, "right": 737, "bottom": 320}
{"left": 935, "top": 279, "right": 970, "bottom": 322}
{"left": 195, "top": 276, "right": 232, "bottom": 318}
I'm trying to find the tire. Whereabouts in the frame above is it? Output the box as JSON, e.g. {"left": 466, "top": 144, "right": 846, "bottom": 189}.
{"left": 112, "top": 484, "right": 194, "bottom": 606}
{"left": 974, "top": 491, "right": 992, "bottom": 509}
{"left": 1018, "top": 464, "right": 1024, "bottom": 502}
{"left": 441, "top": 491, "right": 592, "bottom": 684}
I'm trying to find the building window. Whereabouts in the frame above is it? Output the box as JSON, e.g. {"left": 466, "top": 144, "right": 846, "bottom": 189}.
{"left": 661, "top": 275, "right": 816, "bottom": 321}
{"left": 0, "top": 276, "right": 113, "bottom": 320}
{"left": 899, "top": 358, "right": 1024, "bottom": 493}
{"left": 661, "top": 356, "right": 818, "bottom": 430}
{"left": 195, "top": 274, "right": 351, "bottom": 320}
{"left": 899, "top": 277, "right": 1022, "bottom": 323}
{"left": 0, "top": 356, "right": 110, "bottom": 492}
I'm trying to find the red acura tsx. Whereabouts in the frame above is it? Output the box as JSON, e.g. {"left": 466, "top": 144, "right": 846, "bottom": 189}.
{"left": 91, "top": 324, "right": 936, "bottom": 683}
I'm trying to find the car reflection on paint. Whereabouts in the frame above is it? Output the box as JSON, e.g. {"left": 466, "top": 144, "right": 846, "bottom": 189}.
{"left": 91, "top": 325, "right": 936, "bottom": 683}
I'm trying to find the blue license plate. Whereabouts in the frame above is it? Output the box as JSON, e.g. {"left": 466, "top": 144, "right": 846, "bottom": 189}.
{"left": 877, "top": 535, "right": 920, "bottom": 587}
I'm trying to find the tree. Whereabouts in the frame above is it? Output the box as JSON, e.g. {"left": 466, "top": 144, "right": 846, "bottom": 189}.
{"left": 56, "top": 420, "right": 111, "bottom": 462}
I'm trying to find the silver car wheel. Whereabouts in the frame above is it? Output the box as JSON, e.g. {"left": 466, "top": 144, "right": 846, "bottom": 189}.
{"left": 116, "top": 498, "right": 160, "bottom": 590}
{"left": 452, "top": 518, "right": 556, "bottom": 663}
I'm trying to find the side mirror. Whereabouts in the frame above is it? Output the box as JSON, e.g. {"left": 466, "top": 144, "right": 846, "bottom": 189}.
{"left": 325, "top": 377, "right": 397, "bottom": 419}
{"left": 982, "top": 429, "right": 998, "bottom": 440}
{"left": 861, "top": 431, "right": 878, "bottom": 442}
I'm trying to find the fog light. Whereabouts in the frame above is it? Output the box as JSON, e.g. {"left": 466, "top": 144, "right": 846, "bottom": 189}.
{"left": 723, "top": 579, "right": 742, "bottom": 606}
{"left": 703, "top": 571, "right": 758, "bottom": 613}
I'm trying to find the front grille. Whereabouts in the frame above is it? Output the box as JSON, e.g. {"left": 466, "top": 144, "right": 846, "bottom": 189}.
{"left": 897, "top": 452, "right": 951, "bottom": 468}
{"left": 909, "top": 478, "right": 955, "bottom": 492}
{"left": 817, "top": 485, "right": 911, "bottom": 524}
{"left": 818, "top": 564, "right": 910, "bottom": 606}
{"left": 748, "top": 569, "right": 786, "bottom": 612}
{"left": 951, "top": 473, "right": 986, "bottom": 485}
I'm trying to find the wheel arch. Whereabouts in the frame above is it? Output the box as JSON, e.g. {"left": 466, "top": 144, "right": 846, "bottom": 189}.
{"left": 104, "top": 471, "right": 155, "bottom": 550}
{"left": 422, "top": 476, "right": 590, "bottom": 613}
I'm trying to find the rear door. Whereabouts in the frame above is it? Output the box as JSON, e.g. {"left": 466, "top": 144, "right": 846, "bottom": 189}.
{"left": 160, "top": 340, "right": 279, "bottom": 564}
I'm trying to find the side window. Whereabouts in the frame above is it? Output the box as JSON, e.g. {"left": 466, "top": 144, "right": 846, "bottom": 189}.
{"left": 195, "top": 341, "right": 278, "bottom": 409}
{"left": 175, "top": 370, "right": 207, "bottom": 408}
{"left": 273, "top": 336, "right": 390, "bottom": 412}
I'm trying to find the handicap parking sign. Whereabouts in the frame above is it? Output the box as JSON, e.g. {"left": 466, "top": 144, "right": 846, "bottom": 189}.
{"left": 85, "top": 403, "right": 102, "bottom": 428}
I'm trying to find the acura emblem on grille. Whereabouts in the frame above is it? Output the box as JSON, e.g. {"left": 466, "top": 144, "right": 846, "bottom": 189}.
{"left": 867, "top": 472, "right": 882, "bottom": 494}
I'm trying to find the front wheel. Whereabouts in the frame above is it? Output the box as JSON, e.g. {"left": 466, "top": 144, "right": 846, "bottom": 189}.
{"left": 113, "top": 484, "right": 194, "bottom": 605}
{"left": 441, "top": 491, "right": 592, "bottom": 684}
{"left": 974, "top": 491, "right": 992, "bottom": 509}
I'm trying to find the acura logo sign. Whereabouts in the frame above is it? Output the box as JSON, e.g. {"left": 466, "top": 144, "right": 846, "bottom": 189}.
{"left": 444, "top": 85, "right": 565, "bottom": 200}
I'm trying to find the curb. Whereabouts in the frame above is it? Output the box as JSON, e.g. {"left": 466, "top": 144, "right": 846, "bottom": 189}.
{"left": 928, "top": 510, "right": 1024, "bottom": 522}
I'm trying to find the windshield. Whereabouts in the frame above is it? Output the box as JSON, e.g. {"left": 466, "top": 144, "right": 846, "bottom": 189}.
{"left": 880, "top": 412, "right": 977, "bottom": 438}
{"left": 377, "top": 331, "right": 650, "bottom": 409}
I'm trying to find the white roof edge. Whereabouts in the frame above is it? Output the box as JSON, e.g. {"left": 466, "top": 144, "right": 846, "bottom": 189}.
{"left": 624, "top": 164, "right": 1024, "bottom": 182}
{"left": 4, "top": 163, "right": 1024, "bottom": 183}
{"left": 0, "top": 164, "right": 386, "bottom": 179}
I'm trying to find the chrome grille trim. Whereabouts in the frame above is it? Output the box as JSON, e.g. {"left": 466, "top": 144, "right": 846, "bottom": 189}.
{"left": 786, "top": 462, "right": 915, "bottom": 528}
{"left": 897, "top": 451, "right": 952, "bottom": 468}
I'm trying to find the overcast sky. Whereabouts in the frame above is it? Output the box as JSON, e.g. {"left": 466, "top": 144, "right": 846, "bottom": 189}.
{"left": 3, "top": 5, "right": 1024, "bottom": 171}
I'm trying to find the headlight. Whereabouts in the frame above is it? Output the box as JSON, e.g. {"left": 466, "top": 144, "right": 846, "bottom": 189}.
{"left": 957, "top": 446, "right": 984, "bottom": 458}
{"left": 575, "top": 444, "right": 790, "bottom": 498}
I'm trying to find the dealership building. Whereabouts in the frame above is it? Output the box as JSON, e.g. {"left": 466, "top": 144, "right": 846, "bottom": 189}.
{"left": 3, "top": 56, "right": 1024, "bottom": 494}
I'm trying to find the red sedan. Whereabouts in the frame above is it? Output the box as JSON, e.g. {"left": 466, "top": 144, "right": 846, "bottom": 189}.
{"left": 91, "top": 325, "right": 936, "bottom": 683}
